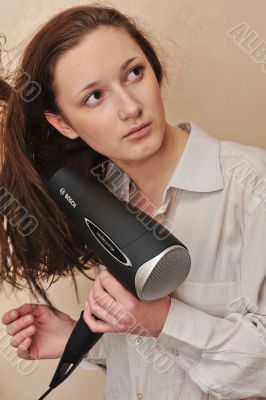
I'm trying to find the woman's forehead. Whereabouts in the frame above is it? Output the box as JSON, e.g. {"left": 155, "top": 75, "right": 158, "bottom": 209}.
{"left": 58, "top": 26, "right": 143, "bottom": 67}
{"left": 54, "top": 27, "right": 146, "bottom": 95}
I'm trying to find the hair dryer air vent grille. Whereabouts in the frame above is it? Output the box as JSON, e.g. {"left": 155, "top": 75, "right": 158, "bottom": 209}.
{"left": 138, "top": 246, "right": 191, "bottom": 301}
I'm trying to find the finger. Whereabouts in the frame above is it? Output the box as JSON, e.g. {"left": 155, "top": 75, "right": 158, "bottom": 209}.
{"left": 2, "top": 303, "right": 36, "bottom": 325}
{"left": 6, "top": 314, "right": 34, "bottom": 336}
{"left": 98, "top": 270, "right": 135, "bottom": 304}
{"left": 1, "top": 309, "right": 19, "bottom": 325}
{"left": 92, "top": 275, "right": 132, "bottom": 325}
{"left": 17, "top": 338, "right": 35, "bottom": 360}
{"left": 10, "top": 324, "right": 36, "bottom": 348}
{"left": 88, "top": 288, "right": 112, "bottom": 321}
{"left": 88, "top": 289, "right": 126, "bottom": 331}
{"left": 92, "top": 275, "right": 118, "bottom": 312}
{"left": 83, "top": 300, "right": 117, "bottom": 334}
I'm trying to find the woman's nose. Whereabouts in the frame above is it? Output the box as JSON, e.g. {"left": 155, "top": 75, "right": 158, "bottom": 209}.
{"left": 117, "top": 89, "right": 142, "bottom": 120}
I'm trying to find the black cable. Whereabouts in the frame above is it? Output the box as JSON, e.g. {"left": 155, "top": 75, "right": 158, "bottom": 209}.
{"left": 37, "top": 387, "right": 54, "bottom": 400}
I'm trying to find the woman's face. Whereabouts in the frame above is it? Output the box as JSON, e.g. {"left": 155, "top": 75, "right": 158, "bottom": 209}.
{"left": 48, "top": 26, "right": 167, "bottom": 166}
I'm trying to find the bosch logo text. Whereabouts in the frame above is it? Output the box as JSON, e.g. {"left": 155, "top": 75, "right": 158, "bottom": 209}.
{"left": 60, "top": 188, "right": 76, "bottom": 208}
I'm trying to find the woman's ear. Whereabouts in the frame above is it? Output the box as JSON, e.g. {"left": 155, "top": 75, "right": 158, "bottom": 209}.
{"left": 44, "top": 112, "right": 79, "bottom": 140}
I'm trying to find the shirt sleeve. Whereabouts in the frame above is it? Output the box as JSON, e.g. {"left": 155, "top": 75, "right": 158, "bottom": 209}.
{"left": 157, "top": 203, "right": 266, "bottom": 399}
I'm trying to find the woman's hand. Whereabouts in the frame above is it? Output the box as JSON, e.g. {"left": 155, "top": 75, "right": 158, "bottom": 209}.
{"left": 1, "top": 303, "right": 76, "bottom": 360}
{"left": 84, "top": 269, "right": 171, "bottom": 337}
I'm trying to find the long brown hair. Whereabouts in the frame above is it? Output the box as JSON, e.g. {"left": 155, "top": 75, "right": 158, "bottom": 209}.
{"left": 0, "top": 4, "right": 167, "bottom": 305}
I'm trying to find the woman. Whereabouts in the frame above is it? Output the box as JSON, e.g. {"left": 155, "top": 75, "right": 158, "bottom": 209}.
{"left": 1, "top": 5, "right": 266, "bottom": 399}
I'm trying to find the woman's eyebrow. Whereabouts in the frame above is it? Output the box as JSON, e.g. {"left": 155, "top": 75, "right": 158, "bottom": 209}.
{"left": 76, "top": 56, "right": 138, "bottom": 96}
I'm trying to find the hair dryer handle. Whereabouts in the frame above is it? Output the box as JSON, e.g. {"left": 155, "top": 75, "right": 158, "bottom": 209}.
{"left": 49, "top": 311, "right": 103, "bottom": 390}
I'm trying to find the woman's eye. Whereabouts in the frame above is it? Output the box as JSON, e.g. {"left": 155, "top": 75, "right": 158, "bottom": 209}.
{"left": 83, "top": 65, "right": 144, "bottom": 107}
{"left": 84, "top": 90, "right": 103, "bottom": 107}
{"left": 127, "top": 65, "right": 144, "bottom": 81}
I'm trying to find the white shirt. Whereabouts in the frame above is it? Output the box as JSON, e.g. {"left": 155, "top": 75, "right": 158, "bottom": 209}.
{"left": 80, "top": 122, "right": 266, "bottom": 400}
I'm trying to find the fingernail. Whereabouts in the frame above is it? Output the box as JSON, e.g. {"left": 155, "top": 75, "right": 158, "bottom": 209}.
{"left": 10, "top": 311, "right": 17, "bottom": 319}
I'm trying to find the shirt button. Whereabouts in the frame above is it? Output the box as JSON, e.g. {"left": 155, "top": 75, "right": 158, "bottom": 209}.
{"left": 137, "top": 393, "right": 143, "bottom": 399}
{"left": 171, "top": 348, "right": 180, "bottom": 356}
{"left": 135, "top": 337, "right": 143, "bottom": 345}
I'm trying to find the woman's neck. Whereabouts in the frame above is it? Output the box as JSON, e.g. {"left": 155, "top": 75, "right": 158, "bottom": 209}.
{"left": 115, "top": 123, "right": 189, "bottom": 211}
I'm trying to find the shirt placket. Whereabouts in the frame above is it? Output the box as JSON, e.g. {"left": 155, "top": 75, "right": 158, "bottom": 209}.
{"left": 127, "top": 333, "right": 153, "bottom": 400}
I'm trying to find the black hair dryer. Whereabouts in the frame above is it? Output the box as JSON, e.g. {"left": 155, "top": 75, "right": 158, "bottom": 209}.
{"left": 38, "top": 166, "right": 190, "bottom": 399}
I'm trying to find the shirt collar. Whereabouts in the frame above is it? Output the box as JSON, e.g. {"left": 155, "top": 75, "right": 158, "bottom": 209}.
{"left": 166, "top": 121, "right": 224, "bottom": 193}
{"left": 105, "top": 121, "right": 224, "bottom": 204}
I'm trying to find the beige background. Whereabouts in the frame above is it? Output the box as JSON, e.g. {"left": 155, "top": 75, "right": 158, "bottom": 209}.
{"left": 0, "top": 0, "right": 265, "bottom": 399}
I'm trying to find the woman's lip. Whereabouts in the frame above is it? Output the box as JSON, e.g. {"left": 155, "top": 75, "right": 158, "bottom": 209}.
{"left": 126, "top": 122, "right": 150, "bottom": 136}
{"left": 124, "top": 123, "right": 152, "bottom": 140}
